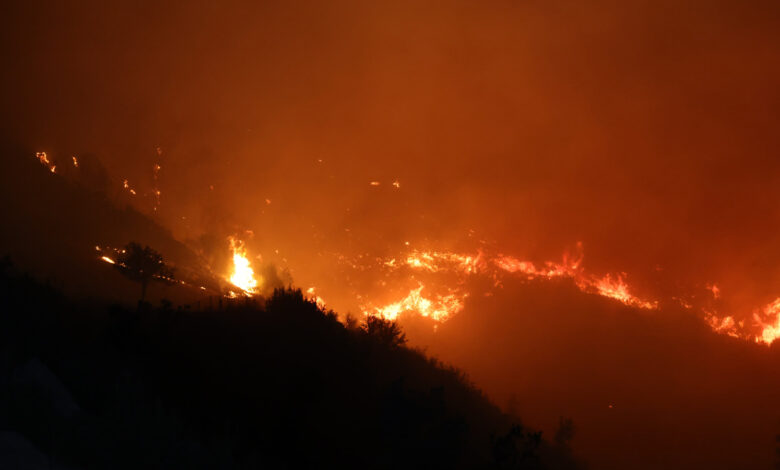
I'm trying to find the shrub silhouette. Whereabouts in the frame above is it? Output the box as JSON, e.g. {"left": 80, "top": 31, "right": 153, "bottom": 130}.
{"left": 0, "top": 262, "right": 582, "bottom": 469}
{"left": 361, "top": 315, "right": 408, "bottom": 347}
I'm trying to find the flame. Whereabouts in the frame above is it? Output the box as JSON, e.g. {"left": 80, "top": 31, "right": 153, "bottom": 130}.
{"left": 35, "top": 152, "right": 56, "bottom": 173}
{"left": 228, "top": 237, "right": 258, "bottom": 294}
{"left": 355, "top": 243, "right": 780, "bottom": 343}
{"left": 100, "top": 256, "right": 115, "bottom": 264}
{"left": 591, "top": 274, "right": 658, "bottom": 309}
{"left": 354, "top": 242, "right": 656, "bottom": 326}
{"left": 756, "top": 299, "right": 780, "bottom": 344}
{"left": 306, "top": 287, "right": 327, "bottom": 308}
{"left": 71, "top": 156, "right": 79, "bottom": 167}
{"left": 364, "top": 285, "right": 466, "bottom": 322}
{"left": 405, "top": 250, "right": 483, "bottom": 274}
{"left": 493, "top": 246, "right": 655, "bottom": 309}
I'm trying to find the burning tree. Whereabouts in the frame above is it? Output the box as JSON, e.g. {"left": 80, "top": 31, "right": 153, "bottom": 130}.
{"left": 115, "top": 242, "right": 174, "bottom": 303}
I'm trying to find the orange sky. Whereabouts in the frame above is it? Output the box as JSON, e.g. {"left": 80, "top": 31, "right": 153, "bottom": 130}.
{"left": 2, "top": 3, "right": 780, "bottom": 466}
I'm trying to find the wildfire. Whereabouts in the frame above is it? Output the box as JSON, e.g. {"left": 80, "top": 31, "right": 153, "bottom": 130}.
{"left": 364, "top": 285, "right": 466, "bottom": 322}
{"left": 354, "top": 242, "right": 658, "bottom": 326}
{"left": 228, "top": 237, "right": 258, "bottom": 294}
{"left": 35, "top": 152, "right": 56, "bottom": 173}
{"left": 591, "top": 274, "right": 658, "bottom": 310}
{"left": 404, "top": 250, "right": 483, "bottom": 274}
{"left": 493, "top": 248, "right": 655, "bottom": 310}
{"left": 306, "top": 287, "right": 327, "bottom": 308}
{"left": 755, "top": 299, "right": 780, "bottom": 344}
{"left": 30, "top": 145, "right": 780, "bottom": 345}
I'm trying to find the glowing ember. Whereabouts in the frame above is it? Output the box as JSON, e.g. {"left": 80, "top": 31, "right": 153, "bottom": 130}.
{"left": 152, "top": 163, "right": 161, "bottom": 211}
{"left": 228, "top": 237, "right": 258, "bottom": 294}
{"left": 35, "top": 152, "right": 56, "bottom": 173}
{"left": 71, "top": 156, "right": 79, "bottom": 167}
{"left": 123, "top": 179, "right": 137, "bottom": 196}
{"left": 100, "top": 256, "right": 116, "bottom": 264}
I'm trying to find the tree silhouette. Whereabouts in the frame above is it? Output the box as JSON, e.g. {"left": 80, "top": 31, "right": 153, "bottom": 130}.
{"left": 361, "top": 315, "right": 407, "bottom": 346}
{"left": 115, "top": 242, "right": 174, "bottom": 303}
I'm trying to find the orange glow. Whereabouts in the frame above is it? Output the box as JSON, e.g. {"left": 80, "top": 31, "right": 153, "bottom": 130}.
{"left": 591, "top": 274, "right": 658, "bottom": 310}
{"left": 355, "top": 242, "right": 659, "bottom": 326}
{"left": 228, "top": 237, "right": 259, "bottom": 294}
{"left": 35, "top": 151, "right": 56, "bottom": 173}
{"left": 306, "top": 287, "right": 327, "bottom": 308}
{"left": 123, "top": 179, "right": 137, "bottom": 196}
{"left": 756, "top": 299, "right": 780, "bottom": 344}
{"left": 494, "top": 246, "right": 655, "bottom": 310}
{"left": 363, "top": 284, "right": 466, "bottom": 322}
{"left": 100, "top": 256, "right": 116, "bottom": 264}
{"left": 707, "top": 284, "right": 721, "bottom": 299}
{"left": 71, "top": 156, "right": 79, "bottom": 167}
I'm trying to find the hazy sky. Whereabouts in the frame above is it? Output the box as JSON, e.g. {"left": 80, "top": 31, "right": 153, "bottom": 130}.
{"left": 3, "top": 0, "right": 780, "bottom": 316}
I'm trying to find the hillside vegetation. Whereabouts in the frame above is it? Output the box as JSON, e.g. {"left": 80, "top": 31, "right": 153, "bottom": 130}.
{"left": 0, "top": 260, "right": 581, "bottom": 469}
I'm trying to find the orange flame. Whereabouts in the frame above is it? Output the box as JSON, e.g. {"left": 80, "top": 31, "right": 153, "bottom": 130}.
{"left": 355, "top": 242, "right": 657, "bottom": 326}
{"left": 228, "top": 237, "right": 258, "bottom": 294}
{"left": 364, "top": 285, "right": 466, "bottom": 322}
{"left": 756, "top": 299, "right": 780, "bottom": 344}
{"left": 35, "top": 152, "right": 56, "bottom": 173}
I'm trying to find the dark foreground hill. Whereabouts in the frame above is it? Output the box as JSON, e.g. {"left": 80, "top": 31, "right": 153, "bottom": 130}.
{"left": 0, "top": 262, "right": 582, "bottom": 469}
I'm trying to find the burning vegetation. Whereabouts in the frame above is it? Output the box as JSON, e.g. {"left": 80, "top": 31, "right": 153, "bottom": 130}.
{"left": 29, "top": 149, "right": 780, "bottom": 346}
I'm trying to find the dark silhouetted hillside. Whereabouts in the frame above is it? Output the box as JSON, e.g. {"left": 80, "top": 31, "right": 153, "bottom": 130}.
{"left": 0, "top": 261, "right": 582, "bottom": 469}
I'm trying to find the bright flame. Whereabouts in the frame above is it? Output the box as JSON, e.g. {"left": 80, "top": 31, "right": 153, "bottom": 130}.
{"left": 229, "top": 237, "right": 258, "bottom": 294}
{"left": 71, "top": 156, "right": 79, "bottom": 167}
{"left": 100, "top": 256, "right": 115, "bottom": 265}
{"left": 364, "top": 285, "right": 466, "bottom": 322}
{"left": 354, "top": 242, "right": 657, "bottom": 325}
{"left": 35, "top": 152, "right": 56, "bottom": 173}
{"left": 756, "top": 299, "right": 780, "bottom": 344}
{"left": 306, "top": 287, "right": 327, "bottom": 308}
{"left": 591, "top": 274, "right": 657, "bottom": 309}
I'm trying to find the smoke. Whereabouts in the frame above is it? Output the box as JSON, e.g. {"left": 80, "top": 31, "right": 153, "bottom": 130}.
{"left": 3, "top": 1, "right": 780, "bottom": 466}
